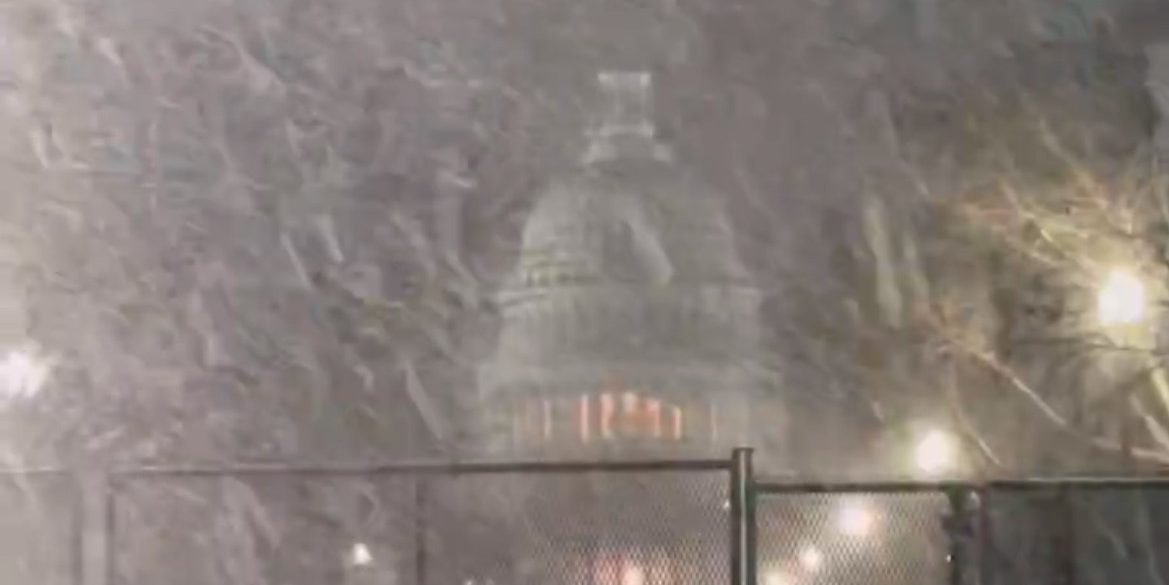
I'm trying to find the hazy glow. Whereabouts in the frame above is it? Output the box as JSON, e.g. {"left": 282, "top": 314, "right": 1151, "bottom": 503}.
{"left": 915, "top": 429, "right": 958, "bottom": 475}
{"left": 836, "top": 500, "right": 876, "bottom": 537}
{"left": 1098, "top": 269, "right": 1146, "bottom": 326}
{"left": 798, "top": 546, "right": 823, "bottom": 573}
{"left": 349, "top": 542, "right": 373, "bottom": 567}
{"left": 763, "top": 569, "right": 793, "bottom": 585}
{"left": 621, "top": 565, "right": 646, "bottom": 585}
{"left": 0, "top": 348, "right": 50, "bottom": 402}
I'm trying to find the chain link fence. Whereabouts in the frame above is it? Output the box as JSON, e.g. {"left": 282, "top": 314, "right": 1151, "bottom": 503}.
{"left": 9, "top": 454, "right": 1169, "bottom": 585}
{"left": 981, "top": 484, "right": 1169, "bottom": 585}
{"left": 0, "top": 470, "right": 80, "bottom": 585}
{"left": 753, "top": 478, "right": 1169, "bottom": 585}
{"left": 106, "top": 461, "right": 730, "bottom": 585}
{"left": 755, "top": 490, "right": 951, "bottom": 585}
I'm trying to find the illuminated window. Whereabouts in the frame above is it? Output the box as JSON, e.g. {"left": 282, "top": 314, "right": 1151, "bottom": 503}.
{"left": 601, "top": 393, "right": 615, "bottom": 439}
{"left": 580, "top": 394, "right": 592, "bottom": 443}
{"left": 544, "top": 378, "right": 704, "bottom": 444}
{"left": 542, "top": 399, "right": 552, "bottom": 440}
{"left": 621, "top": 392, "right": 640, "bottom": 436}
{"left": 511, "top": 406, "right": 521, "bottom": 448}
{"left": 625, "top": 392, "right": 668, "bottom": 438}
{"left": 590, "top": 390, "right": 682, "bottom": 440}
{"left": 647, "top": 399, "right": 662, "bottom": 438}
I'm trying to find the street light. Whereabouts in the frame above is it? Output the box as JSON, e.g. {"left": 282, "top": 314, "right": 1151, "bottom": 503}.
{"left": 347, "top": 542, "right": 374, "bottom": 567}
{"left": 763, "top": 569, "right": 793, "bottom": 585}
{"left": 1097, "top": 268, "right": 1146, "bottom": 326}
{"left": 0, "top": 347, "right": 50, "bottom": 402}
{"left": 914, "top": 429, "right": 958, "bottom": 476}
{"left": 621, "top": 565, "right": 646, "bottom": 585}
{"left": 835, "top": 499, "right": 876, "bottom": 537}
{"left": 798, "top": 546, "right": 823, "bottom": 573}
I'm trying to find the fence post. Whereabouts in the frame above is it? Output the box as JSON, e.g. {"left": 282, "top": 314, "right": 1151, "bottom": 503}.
{"left": 944, "top": 488, "right": 977, "bottom": 585}
{"left": 80, "top": 472, "right": 111, "bottom": 585}
{"left": 730, "top": 448, "right": 756, "bottom": 585}
{"left": 977, "top": 488, "right": 993, "bottom": 585}
{"left": 415, "top": 477, "right": 428, "bottom": 585}
{"left": 1051, "top": 487, "right": 1076, "bottom": 585}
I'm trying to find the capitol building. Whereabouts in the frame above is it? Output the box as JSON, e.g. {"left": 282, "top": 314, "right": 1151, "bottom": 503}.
{"left": 477, "top": 71, "right": 775, "bottom": 462}
{"left": 462, "top": 69, "right": 779, "bottom": 585}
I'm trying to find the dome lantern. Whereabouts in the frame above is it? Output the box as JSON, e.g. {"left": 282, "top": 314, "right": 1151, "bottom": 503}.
{"left": 583, "top": 71, "right": 671, "bottom": 164}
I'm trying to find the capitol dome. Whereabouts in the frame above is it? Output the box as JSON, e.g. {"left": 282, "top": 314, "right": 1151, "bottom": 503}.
{"left": 476, "top": 72, "right": 769, "bottom": 459}
{"left": 509, "top": 159, "right": 753, "bottom": 292}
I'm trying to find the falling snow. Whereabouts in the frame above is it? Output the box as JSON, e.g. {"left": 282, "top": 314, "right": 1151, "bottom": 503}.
{"left": 0, "top": 0, "right": 1167, "bottom": 583}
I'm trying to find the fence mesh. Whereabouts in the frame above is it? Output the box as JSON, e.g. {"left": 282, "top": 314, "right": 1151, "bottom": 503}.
{"left": 983, "top": 487, "right": 1169, "bottom": 585}
{"left": 0, "top": 472, "right": 79, "bottom": 585}
{"left": 108, "top": 468, "right": 729, "bottom": 585}
{"left": 756, "top": 491, "right": 950, "bottom": 585}
{"left": 15, "top": 462, "right": 1169, "bottom": 585}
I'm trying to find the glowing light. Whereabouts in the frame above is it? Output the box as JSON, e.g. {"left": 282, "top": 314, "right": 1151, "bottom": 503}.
{"left": 348, "top": 542, "right": 373, "bottom": 567}
{"left": 764, "top": 569, "right": 793, "bottom": 585}
{"left": 915, "top": 429, "right": 958, "bottom": 476}
{"left": 798, "top": 546, "right": 823, "bottom": 573}
{"left": 621, "top": 565, "right": 646, "bottom": 585}
{"left": 0, "top": 347, "right": 50, "bottom": 402}
{"left": 1098, "top": 269, "right": 1146, "bottom": 326}
{"left": 836, "top": 499, "right": 876, "bottom": 537}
